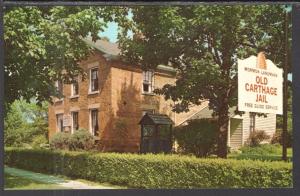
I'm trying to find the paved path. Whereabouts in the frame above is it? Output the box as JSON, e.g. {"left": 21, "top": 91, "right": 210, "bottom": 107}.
{"left": 5, "top": 167, "right": 118, "bottom": 189}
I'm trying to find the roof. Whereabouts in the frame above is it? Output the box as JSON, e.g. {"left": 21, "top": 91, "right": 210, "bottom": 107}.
{"left": 82, "top": 36, "right": 176, "bottom": 73}
{"left": 188, "top": 106, "right": 239, "bottom": 120}
{"left": 82, "top": 36, "right": 120, "bottom": 60}
{"left": 139, "top": 113, "right": 174, "bottom": 125}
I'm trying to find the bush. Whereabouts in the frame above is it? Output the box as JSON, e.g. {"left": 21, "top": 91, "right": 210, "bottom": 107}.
{"left": 31, "top": 135, "right": 48, "bottom": 149}
{"left": 69, "top": 129, "right": 95, "bottom": 151}
{"left": 271, "top": 129, "right": 293, "bottom": 147}
{"left": 245, "top": 130, "right": 270, "bottom": 147}
{"left": 174, "top": 119, "right": 218, "bottom": 157}
{"left": 49, "top": 132, "right": 70, "bottom": 150}
{"left": 4, "top": 148, "right": 292, "bottom": 188}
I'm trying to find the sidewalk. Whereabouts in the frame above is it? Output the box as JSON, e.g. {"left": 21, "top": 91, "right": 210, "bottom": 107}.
{"left": 4, "top": 167, "right": 120, "bottom": 189}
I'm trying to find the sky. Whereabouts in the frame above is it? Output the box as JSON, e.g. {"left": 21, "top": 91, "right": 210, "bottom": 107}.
{"left": 100, "top": 21, "right": 119, "bottom": 43}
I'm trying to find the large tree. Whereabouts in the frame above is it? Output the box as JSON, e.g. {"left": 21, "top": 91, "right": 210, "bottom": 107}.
{"left": 119, "top": 5, "right": 291, "bottom": 158}
{"left": 4, "top": 6, "right": 128, "bottom": 106}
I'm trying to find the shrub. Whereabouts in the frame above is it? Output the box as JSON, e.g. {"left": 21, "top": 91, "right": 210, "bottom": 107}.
{"left": 31, "top": 135, "right": 48, "bottom": 149}
{"left": 49, "top": 132, "right": 70, "bottom": 150}
{"left": 245, "top": 130, "right": 270, "bottom": 147}
{"left": 4, "top": 148, "right": 292, "bottom": 188}
{"left": 69, "top": 129, "right": 95, "bottom": 151}
{"left": 271, "top": 129, "right": 293, "bottom": 147}
{"left": 174, "top": 119, "right": 218, "bottom": 157}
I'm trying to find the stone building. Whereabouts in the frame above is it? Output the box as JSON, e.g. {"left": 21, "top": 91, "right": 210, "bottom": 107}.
{"left": 48, "top": 37, "right": 276, "bottom": 152}
{"left": 48, "top": 37, "right": 207, "bottom": 152}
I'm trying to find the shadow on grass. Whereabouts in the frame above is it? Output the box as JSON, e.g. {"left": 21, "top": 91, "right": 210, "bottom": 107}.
{"left": 4, "top": 173, "right": 65, "bottom": 190}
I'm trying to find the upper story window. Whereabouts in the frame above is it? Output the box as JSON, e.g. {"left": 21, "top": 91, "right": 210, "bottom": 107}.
{"left": 55, "top": 80, "right": 63, "bottom": 95}
{"left": 71, "top": 77, "right": 79, "bottom": 96}
{"left": 142, "top": 71, "right": 154, "bottom": 94}
{"left": 56, "top": 114, "right": 64, "bottom": 132}
{"left": 89, "top": 68, "right": 99, "bottom": 92}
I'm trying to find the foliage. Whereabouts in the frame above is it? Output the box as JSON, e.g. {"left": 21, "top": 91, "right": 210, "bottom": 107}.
{"left": 245, "top": 130, "right": 270, "bottom": 147}
{"left": 118, "top": 5, "right": 291, "bottom": 158}
{"left": 49, "top": 132, "right": 70, "bottom": 150}
{"left": 49, "top": 129, "right": 95, "bottom": 151}
{"left": 4, "top": 99, "right": 48, "bottom": 148}
{"left": 69, "top": 129, "right": 95, "bottom": 151}
{"left": 229, "top": 144, "right": 293, "bottom": 162}
{"left": 275, "top": 84, "right": 293, "bottom": 147}
{"left": 4, "top": 6, "right": 129, "bottom": 105}
{"left": 174, "top": 119, "right": 218, "bottom": 157}
{"left": 5, "top": 148, "right": 292, "bottom": 188}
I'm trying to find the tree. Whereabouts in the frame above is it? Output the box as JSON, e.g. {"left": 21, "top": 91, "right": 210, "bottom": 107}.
{"left": 4, "top": 99, "right": 49, "bottom": 147}
{"left": 118, "top": 5, "right": 291, "bottom": 158}
{"left": 4, "top": 6, "right": 128, "bottom": 106}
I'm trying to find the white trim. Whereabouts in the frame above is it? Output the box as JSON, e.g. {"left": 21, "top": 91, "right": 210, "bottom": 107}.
{"left": 142, "top": 71, "right": 154, "bottom": 94}
{"left": 89, "top": 67, "right": 99, "bottom": 93}
{"left": 71, "top": 111, "right": 79, "bottom": 134}
{"left": 89, "top": 108, "right": 99, "bottom": 136}
{"left": 71, "top": 76, "right": 79, "bottom": 97}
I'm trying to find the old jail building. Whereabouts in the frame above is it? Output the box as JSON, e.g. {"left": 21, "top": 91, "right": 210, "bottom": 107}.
{"left": 48, "top": 37, "right": 277, "bottom": 152}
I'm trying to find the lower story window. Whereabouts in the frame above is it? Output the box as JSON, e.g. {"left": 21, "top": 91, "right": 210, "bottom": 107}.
{"left": 56, "top": 114, "right": 64, "bottom": 132}
{"left": 90, "top": 109, "right": 99, "bottom": 136}
{"left": 71, "top": 111, "right": 79, "bottom": 132}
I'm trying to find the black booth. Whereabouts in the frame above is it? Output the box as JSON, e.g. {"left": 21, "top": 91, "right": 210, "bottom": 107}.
{"left": 139, "top": 113, "right": 174, "bottom": 153}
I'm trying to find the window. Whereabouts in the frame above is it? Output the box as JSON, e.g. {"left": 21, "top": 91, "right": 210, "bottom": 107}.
{"left": 71, "top": 112, "right": 79, "bottom": 133}
{"left": 90, "top": 109, "right": 99, "bottom": 136}
{"left": 56, "top": 114, "right": 64, "bottom": 132}
{"left": 249, "top": 113, "right": 256, "bottom": 132}
{"left": 142, "top": 71, "right": 154, "bottom": 93}
{"left": 55, "top": 80, "right": 63, "bottom": 95}
{"left": 71, "top": 77, "right": 79, "bottom": 96}
{"left": 142, "top": 109, "right": 155, "bottom": 116}
{"left": 89, "top": 68, "right": 99, "bottom": 92}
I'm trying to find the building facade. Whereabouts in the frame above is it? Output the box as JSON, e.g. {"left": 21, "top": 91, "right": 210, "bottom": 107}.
{"left": 48, "top": 38, "right": 208, "bottom": 152}
{"left": 48, "top": 38, "right": 276, "bottom": 152}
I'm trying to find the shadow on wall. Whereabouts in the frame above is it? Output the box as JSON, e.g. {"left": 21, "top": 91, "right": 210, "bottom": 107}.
{"left": 99, "top": 73, "right": 142, "bottom": 152}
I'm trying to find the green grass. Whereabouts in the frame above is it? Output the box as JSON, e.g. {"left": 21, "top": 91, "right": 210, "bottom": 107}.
{"left": 4, "top": 173, "right": 67, "bottom": 190}
{"left": 4, "top": 166, "right": 127, "bottom": 190}
{"left": 228, "top": 144, "right": 293, "bottom": 162}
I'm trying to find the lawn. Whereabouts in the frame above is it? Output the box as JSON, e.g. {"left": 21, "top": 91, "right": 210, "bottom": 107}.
{"left": 4, "top": 166, "right": 127, "bottom": 190}
{"left": 4, "top": 173, "right": 67, "bottom": 190}
{"left": 228, "top": 144, "right": 293, "bottom": 162}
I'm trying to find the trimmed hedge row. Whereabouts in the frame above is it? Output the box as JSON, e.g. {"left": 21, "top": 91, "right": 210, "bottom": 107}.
{"left": 4, "top": 148, "right": 292, "bottom": 188}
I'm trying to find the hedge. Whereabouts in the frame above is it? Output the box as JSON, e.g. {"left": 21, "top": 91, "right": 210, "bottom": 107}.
{"left": 4, "top": 148, "right": 292, "bottom": 188}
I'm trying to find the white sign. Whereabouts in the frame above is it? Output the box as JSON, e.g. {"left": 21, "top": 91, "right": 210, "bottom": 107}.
{"left": 63, "top": 115, "right": 71, "bottom": 127}
{"left": 238, "top": 54, "right": 283, "bottom": 114}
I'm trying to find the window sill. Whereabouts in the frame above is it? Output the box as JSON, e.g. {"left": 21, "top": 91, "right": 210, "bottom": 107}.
{"left": 54, "top": 98, "right": 64, "bottom": 103}
{"left": 88, "top": 91, "right": 99, "bottom": 95}
{"left": 69, "top": 95, "right": 79, "bottom": 99}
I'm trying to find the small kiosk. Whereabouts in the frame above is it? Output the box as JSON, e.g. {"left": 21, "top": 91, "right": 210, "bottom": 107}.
{"left": 139, "top": 113, "right": 174, "bottom": 153}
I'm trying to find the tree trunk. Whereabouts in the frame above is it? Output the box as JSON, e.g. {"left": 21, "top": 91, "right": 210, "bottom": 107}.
{"left": 216, "top": 102, "right": 230, "bottom": 158}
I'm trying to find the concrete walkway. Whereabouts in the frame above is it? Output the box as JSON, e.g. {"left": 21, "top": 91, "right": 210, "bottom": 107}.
{"left": 4, "top": 167, "right": 118, "bottom": 189}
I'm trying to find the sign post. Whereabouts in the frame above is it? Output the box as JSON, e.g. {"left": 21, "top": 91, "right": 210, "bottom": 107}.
{"left": 238, "top": 52, "right": 283, "bottom": 115}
